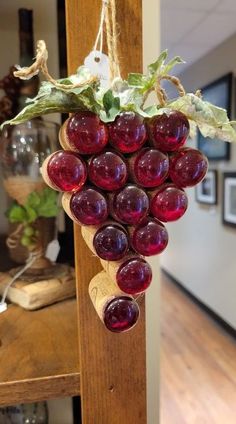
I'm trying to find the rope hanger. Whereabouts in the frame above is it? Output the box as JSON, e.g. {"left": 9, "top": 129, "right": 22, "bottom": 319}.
{"left": 93, "top": 0, "right": 121, "bottom": 81}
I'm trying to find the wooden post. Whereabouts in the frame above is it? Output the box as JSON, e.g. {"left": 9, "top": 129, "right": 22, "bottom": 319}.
{"left": 65, "top": 1, "right": 146, "bottom": 423}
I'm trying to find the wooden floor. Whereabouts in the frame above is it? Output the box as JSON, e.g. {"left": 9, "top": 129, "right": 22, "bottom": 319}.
{"left": 160, "top": 272, "right": 236, "bottom": 424}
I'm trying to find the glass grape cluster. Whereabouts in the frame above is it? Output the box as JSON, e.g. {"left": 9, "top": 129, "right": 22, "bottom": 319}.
{"left": 42, "top": 109, "right": 208, "bottom": 332}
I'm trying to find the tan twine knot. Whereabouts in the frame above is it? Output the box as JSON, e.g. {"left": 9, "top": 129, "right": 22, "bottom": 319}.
{"left": 13, "top": 1, "right": 121, "bottom": 88}
{"left": 195, "top": 89, "right": 202, "bottom": 98}
{"left": 14, "top": 40, "right": 98, "bottom": 89}
{"left": 6, "top": 224, "right": 44, "bottom": 261}
{"left": 155, "top": 75, "right": 186, "bottom": 107}
{"left": 6, "top": 223, "right": 24, "bottom": 249}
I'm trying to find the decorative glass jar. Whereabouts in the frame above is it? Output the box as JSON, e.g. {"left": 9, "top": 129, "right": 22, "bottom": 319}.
{"left": 0, "top": 119, "right": 59, "bottom": 270}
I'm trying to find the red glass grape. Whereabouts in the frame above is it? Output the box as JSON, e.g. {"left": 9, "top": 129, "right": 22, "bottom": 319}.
{"left": 117, "top": 257, "right": 152, "bottom": 294}
{"left": 108, "top": 112, "right": 147, "bottom": 153}
{"left": 110, "top": 184, "right": 149, "bottom": 224}
{"left": 130, "top": 217, "right": 168, "bottom": 256}
{"left": 42, "top": 150, "right": 87, "bottom": 192}
{"left": 130, "top": 148, "right": 169, "bottom": 188}
{"left": 148, "top": 110, "right": 190, "bottom": 152}
{"left": 69, "top": 186, "right": 108, "bottom": 225}
{"left": 66, "top": 111, "right": 108, "bottom": 154}
{"left": 150, "top": 183, "right": 188, "bottom": 222}
{"left": 93, "top": 223, "right": 129, "bottom": 261}
{"left": 88, "top": 151, "right": 128, "bottom": 191}
{"left": 104, "top": 296, "right": 140, "bottom": 333}
{"left": 169, "top": 147, "right": 208, "bottom": 187}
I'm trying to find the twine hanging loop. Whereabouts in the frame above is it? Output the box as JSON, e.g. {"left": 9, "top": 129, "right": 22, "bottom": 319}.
{"left": 93, "top": 0, "right": 121, "bottom": 81}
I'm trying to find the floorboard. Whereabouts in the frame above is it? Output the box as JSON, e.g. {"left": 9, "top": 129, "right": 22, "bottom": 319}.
{"left": 160, "top": 272, "right": 236, "bottom": 424}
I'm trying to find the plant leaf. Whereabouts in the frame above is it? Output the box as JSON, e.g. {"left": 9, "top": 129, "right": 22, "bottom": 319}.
{"left": 36, "top": 188, "right": 59, "bottom": 218}
{"left": 25, "top": 205, "right": 38, "bottom": 223}
{"left": 21, "top": 235, "right": 32, "bottom": 247}
{"left": 6, "top": 204, "right": 27, "bottom": 223}
{"left": 27, "top": 191, "right": 41, "bottom": 209}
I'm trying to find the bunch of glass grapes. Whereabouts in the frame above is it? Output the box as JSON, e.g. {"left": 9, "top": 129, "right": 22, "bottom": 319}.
{"left": 42, "top": 110, "right": 208, "bottom": 332}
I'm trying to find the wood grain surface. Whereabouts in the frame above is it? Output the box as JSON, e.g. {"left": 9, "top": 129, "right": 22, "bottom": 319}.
{"left": 161, "top": 272, "right": 236, "bottom": 424}
{"left": 0, "top": 299, "right": 80, "bottom": 406}
{"left": 65, "top": 1, "right": 146, "bottom": 423}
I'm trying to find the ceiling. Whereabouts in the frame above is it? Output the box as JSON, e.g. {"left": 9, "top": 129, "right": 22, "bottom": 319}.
{"left": 161, "top": 0, "right": 236, "bottom": 74}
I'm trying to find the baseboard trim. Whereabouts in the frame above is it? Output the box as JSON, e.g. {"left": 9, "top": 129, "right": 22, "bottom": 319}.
{"left": 162, "top": 268, "right": 236, "bottom": 339}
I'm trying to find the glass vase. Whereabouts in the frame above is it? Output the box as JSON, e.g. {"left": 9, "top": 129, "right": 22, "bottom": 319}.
{"left": 0, "top": 119, "right": 60, "bottom": 276}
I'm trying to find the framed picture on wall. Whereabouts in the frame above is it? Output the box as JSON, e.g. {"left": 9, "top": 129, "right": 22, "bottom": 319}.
{"left": 223, "top": 172, "right": 236, "bottom": 227}
{"left": 197, "top": 73, "right": 233, "bottom": 161}
{"left": 196, "top": 170, "right": 217, "bottom": 205}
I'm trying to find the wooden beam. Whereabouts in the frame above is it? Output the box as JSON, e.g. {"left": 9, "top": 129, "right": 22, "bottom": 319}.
{"left": 65, "top": 1, "right": 146, "bottom": 423}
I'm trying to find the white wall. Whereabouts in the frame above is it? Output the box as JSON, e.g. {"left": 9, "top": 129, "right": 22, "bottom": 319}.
{"left": 161, "top": 33, "right": 236, "bottom": 329}
{"left": 143, "top": 1, "right": 161, "bottom": 423}
{"left": 0, "top": 0, "right": 59, "bottom": 233}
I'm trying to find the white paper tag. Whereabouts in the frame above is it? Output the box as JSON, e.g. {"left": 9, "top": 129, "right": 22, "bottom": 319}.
{"left": 84, "top": 50, "right": 109, "bottom": 88}
{"left": 45, "top": 239, "right": 60, "bottom": 262}
{"left": 0, "top": 302, "right": 7, "bottom": 313}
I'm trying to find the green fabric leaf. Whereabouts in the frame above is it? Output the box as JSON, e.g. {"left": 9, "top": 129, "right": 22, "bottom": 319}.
{"left": 169, "top": 93, "right": 236, "bottom": 143}
{"left": 103, "top": 89, "right": 118, "bottom": 111}
{"left": 128, "top": 52, "right": 185, "bottom": 98}
{"left": 1, "top": 49, "right": 234, "bottom": 146}
{"left": 127, "top": 73, "right": 147, "bottom": 88}
{"left": 109, "top": 79, "right": 144, "bottom": 111}
{"left": 2, "top": 90, "right": 86, "bottom": 127}
{"left": 148, "top": 50, "right": 168, "bottom": 74}
{"left": 1, "top": 80, "right": 100, "bottom": 128}
{"left": 101, "top": 89, "right": 120, "bottom": 121}
{"left": 162, "top": 56, "right": 185, "bottom": 75}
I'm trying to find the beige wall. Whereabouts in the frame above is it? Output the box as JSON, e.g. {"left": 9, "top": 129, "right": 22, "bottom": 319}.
{"left": 0, "top": 0, "right": 59, "bottom": 233}
{"left": 161, "top": 33, "right": 236, "bottom": 329}
{"left": 143, "top": 1, "right": 160, "bottom": 423}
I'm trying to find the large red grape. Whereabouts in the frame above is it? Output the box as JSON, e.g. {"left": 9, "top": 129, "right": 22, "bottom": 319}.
{"left": 169, "top": 147, "right": 208, "bottom": 187}
{"left": 110, "top": 184, "right": 149, "bottom": 224}
{"left": 42, "top": 150, "right": 87, "bottom": 192}
{"left": 130, "top": 148, "right": 169, "bottom": 188}
{"left": 130, "top": 217, "right": 168, "bottom": 256}
{"left": 108, "top": 112, "right": 147, "bottom": 153}
{"left": 66, "top": 186, "right": 108, "bottom": 225}
{"left": 148, "top": 110, "right": 190, "bottom": 152}
{"left": 66, "top": 111, "right": 108, "bottom": 154}
{"left": 88, "top": 150, "right": 128, "bottom": 191}
{"left": 150, "top": 183, "right": 188, "bottom": 222}
{"left": 93, "top": 223, "right": 129, "bottom": 261}
{"left": 104, "top": 296, "right": 140, "bottom": 332}
{"left": 117, "top": 257, "right": 152, "bottom": 294}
